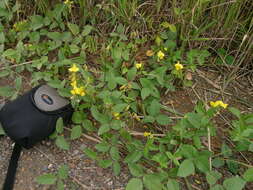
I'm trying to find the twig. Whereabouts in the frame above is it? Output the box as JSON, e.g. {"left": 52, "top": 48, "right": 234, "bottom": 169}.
{"left": 222, "top": 158, "right": 253, "bottom": 168}
{"left": 64, "top": 127, "right": 101, "bottom": 143}
{"left": 129, "top": 131, "right": 165, "bottom": 137}
{"left": 0, "top": 60, "right": 34, "bottom": 71}
{"left": 196, "top": 69, "right": 221, "bottom": 90}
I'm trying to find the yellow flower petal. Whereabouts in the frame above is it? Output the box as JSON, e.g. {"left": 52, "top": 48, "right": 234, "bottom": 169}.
{"left": 71, "top": 80, "right": 77, "bottom": 88}
{"left": 135, "top": 63, "right": 142, "bottom": 69}
{"left": 210, "top": 100, "right": 228, "bottom": 109}
{"left": 69, "top": 64, "right": 79, "bottom": 72}
{"left": 175, "top": 61, "right": 184, "bottom": 70}
{"left": 70, "top": 89, "right": 76, "bottom": 95}
{"left": 157, "top": 50, "right": 165, "bottom": 60}
{"left": 143, "top": 132, "right": 151, "bottom": 137}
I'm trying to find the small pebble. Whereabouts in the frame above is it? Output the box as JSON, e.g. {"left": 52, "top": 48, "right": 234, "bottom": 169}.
{"left": 48, "top": 163, "right": 53, "bottom": 169}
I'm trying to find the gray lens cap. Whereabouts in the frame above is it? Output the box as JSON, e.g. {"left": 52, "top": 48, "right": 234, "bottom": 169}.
{"left": 33, "top": 85, "right": 69, "bottom": 112}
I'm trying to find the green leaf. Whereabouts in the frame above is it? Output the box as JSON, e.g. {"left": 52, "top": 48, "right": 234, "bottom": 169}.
{"left": 127, "top": 67, "right": 137, "bottom": 81}
{"left": 143, "top": 115, "right": 155, "bottom": 123}
{"left": 141, "top": 88, "right": 151, "bottom": 100}
{"left": 210, "top": 184, "right": 225, "bottom": 190}
{"left": 83, "top": 148, "right": 97, "bottom": 160}
{"left": 72, "top": 111, "right": 84, "bottom": 124}
{"left": 55, "top": 136, "right": 69, "bottom": 150}
{"left": 36, "top": 174, "right": 57, "bottom": 185}
{"left": 98, "top": 124, "right": 110, "bottom": 135}
{"left": 148, "top": 99, "right": 160, "bottom": 116}
{"left": 0, "top": 86, "right": 14, "bottom": 97}
{"left": 98, "top": 159, "right": 113, "bottom": 168}
{"left": 112, "top": 103, "right": 127, "bottom": 113}
{"left": 243, "top": 168, "right": 253, "bottom": 182}
{"left": 180, "top": 145, "right": 197, "bottom": 158}
{"left": 70, "top": 44, "right": 80, "bottom": 53}
{"left": 156, "top": 114, "right": 171, "bottom": 125}
{"left": 2, "top": 49, "right": 20, "bottom": 62}
{"left": 177, "top": 159, "right": 195, "bottom": 177}
{"left": 70, "top": 125, "right": 82, "bottom": 140}
{"left": 30, "top": 15, "right": 44, "bottom": 30}
{"left": 128, "top": 163, "right": 144, "bottom": 177}
{"left": 221, "top": 143, "right": 232, "bottom": 157}
{"left": 226, "top": 160, "right": 239, "bottom": 174}
{"left": 229, "top": 107, "right": 241, "bottom": 118}
{"left": 47, "top": 32, "right": 62, "bottom": 41}
{"left": 126, "top": 178, "right": 143, "bottom": 190}
{"left": 115, "top": 77, "right": 128, "bottom": 85}
{"left": 82, "top": 119, "right": 95, "bottom": 131}
{"left": 95, "top": 142, "right": 110, "bottom": 152}
{"left": 82, "top": 25, "right": 93, "bottom": 36}
{"left": 111, "top": 47, "right": 122, "bottom": 61}
{"left": 110, "top": 147, "right": 120, "bottom": 161}
{"left": 56, "top": 117, "right": 64, "bottom": 133}
{"left": 206, "top": 171, "right": 222, "bottom": 185}
{"left": 67, "top": 22, "right": 79, "bottom": 35}
{"left": 194, "top": 155, "right": 209, "bottom": 173}
{"left": 186, "top": 112, "right": 202, "bottom": 128}
{"left": 0, "top": 32, "right": 5, "bottom": 43}
{"left": 167, "top": 179, "right": 180, "bottom": 190}
{"left": 223, "top": 176, "right": 246, "bottom": 190}
{"left": 152, "top": 153, "right": 168, "bottom": 168}
{"left": 212, "top": 158, "right": 225, "bottom": 168}
{"left": 15, "top": 77, "right": 22, "bottom": 91}
{"left": 111, "top": 120, "right": 124, "bottom": 130}
{"left": 0, "top": 70, "right": 10, "bottom": 78}
{"left": 113, "top": 161, "right": 121, "bottom": 176}
{"left": 168, "top": 24, "right": 177, "bottom": 33}
{"left": 140, "top": 78, "right": 153, "bottom": 88}
{"left": 124, "top": 150, "right": 143, "bottom": 164}
{"left": 58, "top": 165, "right": 69, "bottom": 179}
{"left": 143, "top": 174, "right": 163, "bottom": 190}
{"left": 91, "top": 106, "right": 108, "bottom": 124}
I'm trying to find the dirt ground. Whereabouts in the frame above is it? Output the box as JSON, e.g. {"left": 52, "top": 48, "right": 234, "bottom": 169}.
{"left": 1, "top": 68, "right": 253, "bottom": 189}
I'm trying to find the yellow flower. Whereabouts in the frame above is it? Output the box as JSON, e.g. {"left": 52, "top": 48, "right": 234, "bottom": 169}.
{"left": 70, "top": 89, "right": 76, "bottom": 95}
{"left": 210, "top": 100, "right": 228, "bottom": 109}
{"left": 143, "top": 132, "right": 152, "bottom": 137}
{"left": 175, "top": 62, "right": 184, "bottom": 71}
{"left": 135, "top": 63, "right": 143, "bottom": 69}
{"left": 70, "top": 80, "right": 77, "bottom": 88}
{"left": 146, "top": 50, "right": 154, "bottom": 57}
{"left": 69, "top": 64, "right": 79, "bottom": 72}
{"left": 64, "top": 0, "right": 73, "bottom": 7}
{"left": 157, "top": 50, "right": 165, "bottom": 61}
{"left": 113, "top": 112, "right": 120, "bottom": 120}
{"left": 71, "top": 86, "right": 85, "bottom": 96}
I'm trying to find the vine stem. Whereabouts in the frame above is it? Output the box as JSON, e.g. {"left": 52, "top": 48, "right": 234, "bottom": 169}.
{"left": 207, "top": 127, "right": 212, "bottom": 171}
